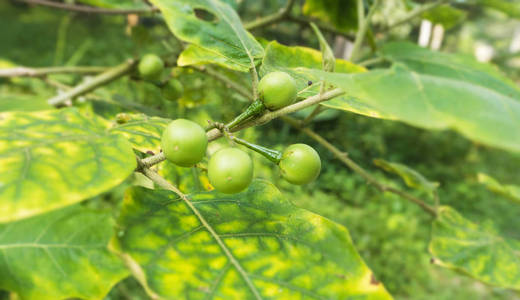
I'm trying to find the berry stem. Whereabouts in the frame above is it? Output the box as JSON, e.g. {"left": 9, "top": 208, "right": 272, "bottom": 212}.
{"left": 231, "top": 137, "right": 282, "bottom": 164}
{"left": 226, "top": 99, "right": 266, "bottom": 129}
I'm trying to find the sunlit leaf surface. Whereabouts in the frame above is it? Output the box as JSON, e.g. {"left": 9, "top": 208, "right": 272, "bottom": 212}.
{"left": 117, "top": 180, "right": 392, "bottom": 299}
{"left": 151, "top": 0, "right": 264, "bottom": 72}
{"left": 0, "top": 108, "right": 136, "bottom": 222}
{"left": 295, "top": 43, "right": 520, "bottom": 152}
{"left": 430, "top": 206, "right": 520, "bottom": 290}
{"left": 0, "top": 205, "right": 128, "bottom": 300}
{"left": 109, "top": 113, "right": 171, "bottom": 153}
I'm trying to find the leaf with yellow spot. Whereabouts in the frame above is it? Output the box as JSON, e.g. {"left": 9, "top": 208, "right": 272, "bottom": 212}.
{"left": 0, "top": 108, "right": 136, "bottom": 222}
{"left": 108, "top": 113, "right": 171, "bottom": 153}
{"left": 150, "top": 0, "right": 264, "bottom": 72}
{"left": 429, "top": 206, "right": 520, "bottom": 290}
{"left": 0, "top": 204, "right": 128, "bottom": 300}
{"left": 157, "top": 160, "right": 212, "bottom": 193}
{"left": 117, "top": 180, "right": 393, "bottom": 299}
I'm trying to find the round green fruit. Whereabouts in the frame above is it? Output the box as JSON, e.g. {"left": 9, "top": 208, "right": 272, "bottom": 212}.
{"left": 208, "top": 148, "right": 253, "bottom": 194}
{"left": 279, "top": 143, "right": 321, "bottom": 185}
{"left": 258, "top": 71, "right": 297, "bottom": 110}
{"left": 162, "top": 78, "right": 184, "bottom": 101}
{"left": 161, "top": 119, "right": 207, "bottom": 167}
{"left": 138, "top": 54, "right": 164, "bottom": 80}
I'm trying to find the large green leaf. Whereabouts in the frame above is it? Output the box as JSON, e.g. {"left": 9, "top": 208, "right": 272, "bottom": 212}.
{"left": 0, "top": 205, "right": 128, "bottom": 300}
{"left": 295, "top": 43, "right": 520, "bottom": 152}
{"left": 429, "top": 206, "right": 520, "bottom": 290}
{"left": 0, "top": 108, "right": 136, "bottom": 222}
{"left": 150, "top": 0, "right": 264, "bottom": 72}
{"left": 477, "top": 173, "right": 520, "bottom": 203}
{"left": 259, "top": 42, "right": 391, "bottom": 119}
{"left": 117, "top": 180, "right": 392, "bottom": 299}
{"left": 108, "top": 113, "right": 170, "bottom": 153}
{"left": 381, "top": 42, "right": 520, "bottom": 99}
{"left": 303, "top": 0, "right": 358, "bottom": 33}
{"left": 373, "top": 159, "right": 439, "bottom": 194}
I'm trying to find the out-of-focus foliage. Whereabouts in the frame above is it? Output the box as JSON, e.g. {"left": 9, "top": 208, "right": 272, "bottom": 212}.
{"left": 1, "top": 1, "right": 520, "bottom": 299}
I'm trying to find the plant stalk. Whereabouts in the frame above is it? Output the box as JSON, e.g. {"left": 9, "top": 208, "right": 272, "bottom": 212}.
{"left": 232, "top": 137, "right": 282, "bottom": 164}
{"left": 48, "top": 59, "right": 136, "bottom": 106}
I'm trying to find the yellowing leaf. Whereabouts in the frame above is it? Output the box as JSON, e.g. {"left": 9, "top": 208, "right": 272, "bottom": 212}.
{"left": 117, "top": 180, "right": 393, "bottom": 299}
{"left": 109, "top": 113, "right": 171, "bottom": 153}
{"left": 0, "top": 205, "right": 128, "bottom": 300}
{"left": 0, "top": 108, "right": 136, "bottom": 222}
{"left": 430, "top": 206, "right": 520, "bottom": 290}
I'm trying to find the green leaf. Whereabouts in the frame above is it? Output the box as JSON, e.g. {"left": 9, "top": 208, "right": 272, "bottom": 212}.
{"left": 477, "top": 173, "right": 520, "bottom": 203}
{"left": 117, "top": 180, "right": 393, "bottom": 299}
{"left": 0, "top": 93, "right": 53, "bottom": 112}
{"left": 0, "top": 108, "right": 136, "bottom": 222}
{"left": 381, "top": 42, "right": 520, "bottom": 99}
{"left": 303, "top": 0, "right": 358, "bottom": 33}
{"left": 429, "top": 206, "right": 520, "bottom": 290}
{"left": 0, "top": 205, "right": 128, "bottom": 300}
{"left": 310, "top": 23, "right": 335, "bottom": 73}
{"left": 295, "top": 43, "right": 520, "bottom": 153}
{"left": 108, "top": 113, "right": 170, "bottom": 153}
{"left": 178, "top": 44, "right": 252, "bottom": 72}
{"left": 475, "top": 0, "right": 520, "bottom": 19}
{"left": 260, "top": 41, "right": 390, "bottom": 119}
{"left": 421, "top": 5, "right": 467, "bottom": 29}
{"left": 150, "top": 0, "right": 264, "bottom": 72}
{"left": 157, "top": 160, "right": 212, "bottom": 194}
{"left": 373, "top": 159, "right": 439, "bottom": 194}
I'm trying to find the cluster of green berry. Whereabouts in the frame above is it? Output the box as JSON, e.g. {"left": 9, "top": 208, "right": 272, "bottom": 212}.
{"left": 159, "top": 71, "right": 321, "bottom": 194}
{"left": 138, "top": 54, "right": 184, "bottom": 101}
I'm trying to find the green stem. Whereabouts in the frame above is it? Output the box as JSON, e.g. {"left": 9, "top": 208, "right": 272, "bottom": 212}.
{"left": 358, "top": 57, "right": 385, "bottom": 67}
{"left": 206, "top": 88, "right": 345, "bottom": 142}
{"left": 0, "top": 66, "right": 108, "bottom": 78}
{"left": 48, "top": 59, "right": 136, "bottom": 106}
{"left": 385, "top": 0, "right": 451, "bottom": 30}
{"left": 138, "top": 166, "right": 262, "bottom": 299}
{"left": 249, "top": 67, "right": 260, "bottom": 100}
{"left": 302, "top": 105, "right": 325, "bottom": 126}
{"left": 282, "top": 115, "right": 438, "bottom": 217}
{"left": 226, "top": 99, "right": 266, "bottom": 129}
{"left": 350, "top": 0, "right": 381, "bottom": 62}
{"left": 140, "top": 152, "right": 166, "bottom": 169}
{"left": 244, "top": 0, "right": 296, "bottom": 30}
{"left": 18, "top": 0, "right": 159, "bottom": 14}
{"left": 232, "top": 137, "right": 282, "bottom": 164}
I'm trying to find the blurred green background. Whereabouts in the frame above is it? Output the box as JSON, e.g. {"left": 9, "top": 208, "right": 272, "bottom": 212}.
{"left": 1, "top": 0, "right": 520, "bottom": 299}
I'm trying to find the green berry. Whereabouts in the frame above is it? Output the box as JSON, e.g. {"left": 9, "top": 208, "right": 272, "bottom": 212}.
{"left": 162, "top": 78, "right": 184, "bottom": 101}
{"left": 138, "top": 54, "right": 164, "bottom": 80}
{"left": 258, "top": 71, "right": 297, "bottom": 110}
{"left": 279, "top": 144, "right": 321, "bottom": 185}
{"left": 161, "top": 119, "right": 207, "bottom": 167}
{"left": 208, "top": 148, "right": 253, "bottom": 194}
